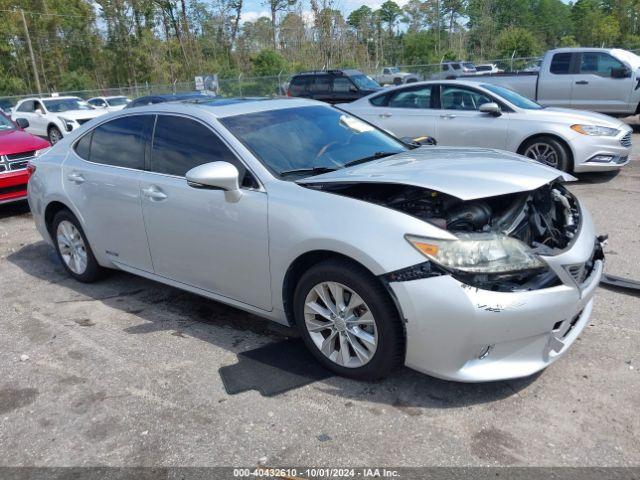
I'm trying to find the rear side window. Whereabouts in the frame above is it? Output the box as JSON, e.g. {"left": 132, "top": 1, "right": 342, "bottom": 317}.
{"left": 310, "top": 75, "right": 331, "bottom": 93}
{"left": 550, "top": 53, "right": 572, "bottom": 74}
{"left": 387, "top": 86, "right": 433, "bottom": 109}
{"left": 16, "top": 101, "right": 34, "bottom": 112}
{"left": 74, "top": 132, "right": 92, "bottom": 160}
{"left": 151, "top": 115, "right": 248, "bottom": 182}
{"left": 90, "top": 115, "right": 151, "bottom": 169}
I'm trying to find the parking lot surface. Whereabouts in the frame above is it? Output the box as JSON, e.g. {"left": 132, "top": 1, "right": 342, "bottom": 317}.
{"left": 0, "top": 129, "right": 639, "bottom": 468}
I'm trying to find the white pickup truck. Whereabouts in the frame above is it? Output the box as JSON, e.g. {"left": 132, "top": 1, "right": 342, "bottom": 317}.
{"left": 465, "top": 48, "right": 640, "bottom": 117}
{"left": 375, "top": 67, "right": 420, "bottom": 86}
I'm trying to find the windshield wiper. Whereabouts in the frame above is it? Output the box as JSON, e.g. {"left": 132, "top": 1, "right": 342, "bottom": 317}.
{"left": 344, "top": 151, "right": 399, "bottom": 168}
{"left": 280, "top": 166, "right": 338, "bottom": 177}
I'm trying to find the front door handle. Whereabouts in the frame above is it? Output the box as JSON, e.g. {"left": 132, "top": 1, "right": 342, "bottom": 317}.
{"left": 440, "top": 114, "right": 456, "bottom": 119}
{"left": 142, "top": 186, "right": 168, "bottom": 201}
{"left": 67, "top": 172, "right": 85, "bottom": 184}
{"left": 379, "top": 113, "right": 392, "bottom": 118}
{"left": 575, "top": 80, "right": 589, "bottom": 85}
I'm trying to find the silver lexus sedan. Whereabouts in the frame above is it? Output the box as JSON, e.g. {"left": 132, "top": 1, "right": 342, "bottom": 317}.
{"left": 27, "top": 98, "right": 604, "bottom": 382}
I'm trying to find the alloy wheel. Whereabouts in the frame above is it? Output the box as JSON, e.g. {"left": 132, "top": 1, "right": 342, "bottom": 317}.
{"left": 56, "top": 220, "right": 88, "bottom": 275}
{"left": 49, "top": 128, "right": 62, "bottom": 144}
{"left": 523, "top": 142, "right": 559, "bottom": 168}
{"left": 303, "top": 281, "right": 378, "bottom": 368}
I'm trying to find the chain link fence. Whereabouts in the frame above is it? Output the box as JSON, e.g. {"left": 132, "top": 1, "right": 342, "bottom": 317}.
{"left": 1, "top": 50, "right": 639, "bottom": 109}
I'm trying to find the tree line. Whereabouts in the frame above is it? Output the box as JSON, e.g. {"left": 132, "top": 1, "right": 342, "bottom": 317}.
{"left": 0, "top": 0, "right": 638, "bottom": 96}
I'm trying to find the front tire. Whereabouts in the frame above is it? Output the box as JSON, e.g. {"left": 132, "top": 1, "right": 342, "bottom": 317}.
{"left": 293, "top": 259, "right": 405, "bottom": 380}
{"left": 48, "top": 125, "right": 63, "bottom": 145}
{"left": 521, "top": 136, "right": 571, "bottom": 172}
{"left": 51, "top": 210, "right": 105, "bottom": 283}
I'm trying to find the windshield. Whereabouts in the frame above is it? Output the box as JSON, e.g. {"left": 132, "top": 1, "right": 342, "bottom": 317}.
{"left": 0, "top": 114, "right": 16, "bottom": 131}
{"left": 221, "top": 106, "right": 407, "bottom": 179}
{"left": 107, "top": 97, "right": 129, "bottom": 106}
{"left": 481, "top": 84, "right": 543, "bottom": 110}
{"left": 43, "top": 98, "right": 93, "bottom": 112}
{"left": 350, "top": 74, "right": 381, "bottom": 91}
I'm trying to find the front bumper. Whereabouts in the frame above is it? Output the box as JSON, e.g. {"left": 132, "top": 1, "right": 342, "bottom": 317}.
{"left": 390, "top": 207, "right": 603, "bottom": 382}
{"left": 0, "top": 170, "right": 29, "bottom": 205}
{"left": 572, "top": 130, "right": 632, "bottom": 172}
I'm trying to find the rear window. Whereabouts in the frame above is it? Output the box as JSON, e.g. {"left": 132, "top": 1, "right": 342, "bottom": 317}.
{"left": 550, "top": 53, "right": 572, "bottom": 74}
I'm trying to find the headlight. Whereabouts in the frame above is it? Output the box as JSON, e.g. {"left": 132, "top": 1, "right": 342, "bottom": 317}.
{"left": 58, "top": 117, "right": 76, "bottom": 132}
{"left": 570, "top": 124, "right": 620, "bottom": 137}
{"left": 406, "top": 233, "right": 546, "bottom": 274}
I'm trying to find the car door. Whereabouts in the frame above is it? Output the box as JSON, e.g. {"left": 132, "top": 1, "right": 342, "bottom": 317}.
{"left": 434, "top": 84, "right": 509, "bottom": 149}
{"left": 12, "top": 100, "right": 39, "bottom": 136}
{"left": 138, "top": 114, "right": 271, "bottom": 310}
{"left": 353, "top": 85, "right": 438, "bottom": 139}
{"left": 537, "top": 52, "right": 575, "bottom": 108}
{"left": 31, "top": 100, "right": 50, "bottom": 136}
{"left": 332, "top": 76, "right": 360, "bottom": 103}
{"left": 571, "top": 51, "right": 634, "bottom": 113}
{"left": 309, "top": 74, "right": 333, "bottom": 103}
{"left": 62, "top": 114, "right": 155, "bottom": 272}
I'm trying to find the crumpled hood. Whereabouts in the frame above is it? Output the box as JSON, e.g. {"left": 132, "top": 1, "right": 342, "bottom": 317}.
{"left": 298, "top": 147, "right": 575, "bottom": 201}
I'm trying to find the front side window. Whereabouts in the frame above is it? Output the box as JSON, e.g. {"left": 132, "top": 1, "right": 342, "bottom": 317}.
{"left": 220, "top": 106, "right": 407, "bottom": 179}
{"left": 151, "top": 115, "right": 245, "bottom": 181}
{"left": 580, "top": 52, "right": 624, "bottom": 77}
{"left": 90, "top": 115, "right": 151, "bottom": 169}
{"left": 387, "top": 86, "right": 433, "bottom": 109}
{"left": 451, "top": 64, "right": 461, "bottom": 70}
{"left": 43, "top": 98, "right": 93, "bottom": 112}
{"left": 333, "top": 77, "right": 353, "bottom": 93}
{"left": 89, "top": 99, "right": 105, "bottom": 107}
{"left": 441, "top": 86, "right": 492, "bottom": 111}
{"left": 550, "top": 53, "right": 572, "bottom": 74}
{"left": 0, "top": 114, "right": 16, "bottom": 131}
{"left": 310, "top": 76, "right": 331, "bottom": 93}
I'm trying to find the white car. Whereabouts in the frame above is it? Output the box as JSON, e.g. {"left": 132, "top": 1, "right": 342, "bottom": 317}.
{"left": 11, "top": 96, "right": 106, "bottom": 144}
{"left": 475, "top": 63, "right": 503, "bottom": 75}
{"left": 339, "top": 80, "right": 632, "bottom": 172}
{"left": 87, "top": 95, "right": 131, "bottom": 112}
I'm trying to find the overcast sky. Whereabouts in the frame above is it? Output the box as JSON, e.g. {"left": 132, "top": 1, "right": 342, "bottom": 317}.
{"left": 240, "top": 0, "right": 410, "bottom": 23}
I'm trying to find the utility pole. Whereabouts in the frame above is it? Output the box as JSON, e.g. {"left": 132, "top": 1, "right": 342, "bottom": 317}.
{"left": 19, "top": 8, "right": 42, "bottom": 94}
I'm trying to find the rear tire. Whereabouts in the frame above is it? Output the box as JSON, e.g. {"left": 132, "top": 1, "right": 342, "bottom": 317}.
{"left": 293, "top": 259, "right": 405, "bottom": 380}
{"left": 51, "top": 210, "right": 106, "bottom": 283}
{"left": 521, "top": 136, "right": 571, "bottom": 172}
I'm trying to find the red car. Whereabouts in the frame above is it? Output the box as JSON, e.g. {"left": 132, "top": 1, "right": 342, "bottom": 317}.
{"left": 0, "top": 113, "right": 50, "bottom": 205}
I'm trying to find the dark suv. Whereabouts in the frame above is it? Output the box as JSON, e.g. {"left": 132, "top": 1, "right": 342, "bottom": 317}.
{"left": 287, "top": 69, "right": 382, "bottom": 104}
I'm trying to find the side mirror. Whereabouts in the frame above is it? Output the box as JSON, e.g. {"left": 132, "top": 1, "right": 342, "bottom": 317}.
{"left": 611, "top": 66, "right": 631, "bottom": 79}
{"left": 349, "top": 85, "right": 358, "bottom": 93}
{"left": 35, "top": 108, "right": 43, "bottom": 116}
{"left": 15, "top": 118, "right": 29, "bottom": 129}
{"left": 186, "top": 161, "right": 242, "bottom": 202}
{"left": 479, "top": 102, "right": 501, "bottom": 116}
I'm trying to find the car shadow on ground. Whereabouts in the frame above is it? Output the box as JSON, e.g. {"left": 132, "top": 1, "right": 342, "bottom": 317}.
{"left": 7, "top": 241, "right": 538, "bottom": 409}
{"left": 0, "top": 201, "right": 30, "bottom": 219}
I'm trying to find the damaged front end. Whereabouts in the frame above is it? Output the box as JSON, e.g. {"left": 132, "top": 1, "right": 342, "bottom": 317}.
{"left": 307, "top": 181, "right": 599, "bottom": 292}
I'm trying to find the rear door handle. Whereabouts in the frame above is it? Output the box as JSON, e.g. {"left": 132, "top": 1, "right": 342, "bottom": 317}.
{"left": 67, "top": 172, "right": 85, "bottom": 184}
{"left": 379, "top": 113, "right": 392, "bottom": 118}
{"left": 575, "top": 80, "right": 589, "bottom": 85}
{"left": 440, "top": 114, "right": 456, "bottom": 119}
{"left": 142, "top": 186, "right": 168, "bottom": 201}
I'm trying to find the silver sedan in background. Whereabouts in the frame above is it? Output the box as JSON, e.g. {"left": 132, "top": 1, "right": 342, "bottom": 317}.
{"left": 340, "top": 80, "right": 632, "bottom": 172}
{"left": 27, "top": 98, "right": 603, "bottom": 382}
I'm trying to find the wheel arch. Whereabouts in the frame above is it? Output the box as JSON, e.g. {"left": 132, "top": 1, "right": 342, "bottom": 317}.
{"left": 44, "top": 200, "right": 74, "bottom": 236}
{"left": 517, "top": 132, "right": 575, "bottom": 171}
{"left": 47, "top": 122, "right": 63, "bottom": 136}
{"left": 281, "top": 250, "right": 401, "bottom": 328}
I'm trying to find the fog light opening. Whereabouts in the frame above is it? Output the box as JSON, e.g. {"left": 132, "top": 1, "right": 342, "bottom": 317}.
{"left": 479, "top": 344, "right": 494, "bottom": 360}
{"left": 587, "top": 154, "right": 614, "bottom": 163}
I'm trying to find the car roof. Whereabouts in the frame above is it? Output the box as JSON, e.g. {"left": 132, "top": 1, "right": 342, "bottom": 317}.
{"left": 129, "top": 97, "right": 326, "bottom": 118}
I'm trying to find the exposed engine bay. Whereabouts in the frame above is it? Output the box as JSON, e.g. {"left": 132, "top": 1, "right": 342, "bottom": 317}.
{"left": 312, "top": 181, "right": 580, "bottom": 253}
{"left": 308, "top": 181, "right": 584, "bottom": 291}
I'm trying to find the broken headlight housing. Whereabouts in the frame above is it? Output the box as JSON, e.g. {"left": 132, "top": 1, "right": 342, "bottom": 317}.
{"left": 406, "top": 232, "right": 546, "bottom": 274}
